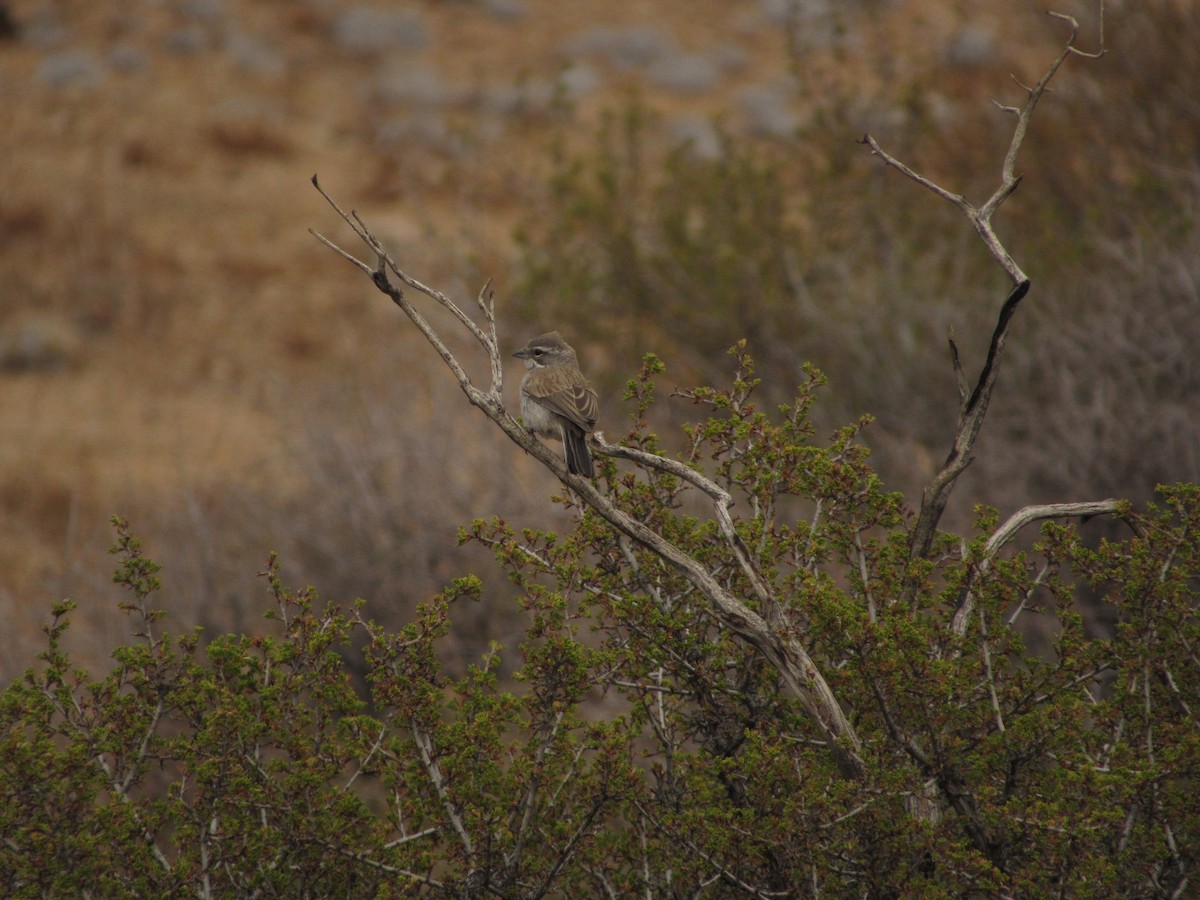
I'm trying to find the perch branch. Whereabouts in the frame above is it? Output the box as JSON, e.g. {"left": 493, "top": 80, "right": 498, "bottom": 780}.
{"left": 311, "top": 181, "right": 867, "bottom": 781}
{"left": 309, "top": 175, "right": 503, "bottom": 403}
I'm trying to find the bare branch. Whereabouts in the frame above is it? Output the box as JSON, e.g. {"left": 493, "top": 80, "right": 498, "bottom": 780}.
{"left": 947, "top": 327, "right": 968, "bottom": 404}
{"left": 856, "top": 133, "right": 1026, "bottom": 283}
{"left": 343, "top": 723, "right": 388, "bottom": 794}
{"left": 987, "top": 8, "right": 1105, "bottom": 219}
{"left": 986, "top": 500, "right": 1125, "bottom": 557}
{"left": 311, "top": 181, "right": 868, "bottom": 781}
{"left": 803, "top": 497, "right": 824, "bottom": 573}
{"left": 477, "top": 280, "right": 503, "bottom": 396}
{"left": 585, "top": 437, "right": 865, "bottom": 776}
{"left": 906, "top": 278, "right": 1029, "bottom": 585}
{"left": 952, "top": 499, "right": 1124, "bottom": 637}
{"left": 978, "top": 605, "right": 1005, "bottom": 733}
{"left": 596, "top": 437, "right": 777, "bottom": 624}
{"left": 853, "top": 531, "right": 876, "bottom": 623}
{"left": 862, "top": 6, "right": 1106, "bottom": 593}
{"left": 1006, "top": 562, "right": 1051, "bottom": 628}
{"left": 530, "top": 791, "right": 609, "bottom": 899}
{"left": 508, "top": 707, "right": 566, "bottom": 877}
{"left": 383, "top": 826, "right": 441, "bottom": 849}
{"left": 309, "top": 175, "right": 503, "bottom": 400}
{"left": 857, "top": 134, "right": 972, "bottom": 213}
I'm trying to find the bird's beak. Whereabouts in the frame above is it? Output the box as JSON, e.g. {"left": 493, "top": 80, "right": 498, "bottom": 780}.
{"left": 512, "top": 348, "right": 529, "bottom": 360}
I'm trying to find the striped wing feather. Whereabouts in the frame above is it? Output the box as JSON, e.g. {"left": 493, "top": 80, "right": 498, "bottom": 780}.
{"left": 526, "top": 370, "right": 597, "bottom": 433}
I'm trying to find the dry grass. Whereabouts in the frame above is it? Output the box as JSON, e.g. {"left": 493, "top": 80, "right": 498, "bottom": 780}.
{"left": 1, "top": 0, "right": 1193, "bottom": 677}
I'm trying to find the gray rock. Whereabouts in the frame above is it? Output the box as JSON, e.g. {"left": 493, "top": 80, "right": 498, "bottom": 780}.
{"left": 945, "top": 26, "right": 997, "bottom": 68}
{"left": 181, "top": 0, "right": 224, "bottom": 20}
{"left": 333, "top": 7, "right": 428, "bottom": 54}
{"left": 647, "top": 53, "right": 721, "bottom": 94}
{"left": 108, "top": 43, "right": 150, "bottom": 74}
{"left": 712, "top": 44, "right": 748, "bottom": 74}
{"left": 739, "top": 83, "right": 798, "bottom": 137}
{"left": 758, "top": 0, "right": 845, "bottom": 50}
{"left": 0, "top": 315, "right": 82, "bottom": 373}
{"left": 484, "top": 0, "right": 525, "bottom": 21}
{"left": 559, "top": 63, "right": 601, "bottom": 99}
{"left": 484, "top": 80, "right": 553, "bottom": 115}
{"left": 375, "top": 114, "right": 470, "bottom": 157}
{"left": 164, "top": 24, "right": 210, "bottom": 55}
{"left": 224, "top": 30, "right": 285, "bottom": 76}
{"left": 374, "top": 67, "right": 464, "bottom": 109}
{"left": 760, "top": 0, "right": 835, "bottom": 27}
{"left": 564, "top": 25, "right": 674, "bottom": 70}
{"left": 35, "top": 50, "right": 105, "bottom": 89}
{"left": 669, "top": 117, "right": 723, "bottom": 160}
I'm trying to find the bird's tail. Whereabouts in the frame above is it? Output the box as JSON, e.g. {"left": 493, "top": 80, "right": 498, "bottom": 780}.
{"left": 562, "top": 425, "right": 595, "bottom": 478}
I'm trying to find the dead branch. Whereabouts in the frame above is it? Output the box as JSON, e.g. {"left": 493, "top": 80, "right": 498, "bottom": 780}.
{"left": 907, "top": 278, "right": 1028, "bottom": 582}
{"left": 860, "top": 7, "right": 1105, "bottom": 285}
{"left": 859, "top": 7, "right": 1106, "bottom": 590}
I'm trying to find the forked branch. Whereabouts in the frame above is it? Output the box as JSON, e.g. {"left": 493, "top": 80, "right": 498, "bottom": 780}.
{"left": 309, "top": 178, "right": 867, "bottom": 780}
{"left": 859, "top": 6, "right": 1106, "bottom": 586}
{"left": 860, "top": 6, "right": 1105, "bottom": 284}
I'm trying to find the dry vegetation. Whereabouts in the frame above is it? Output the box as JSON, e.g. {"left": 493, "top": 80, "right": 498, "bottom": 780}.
{"left": 1, "top": 0, "right": 1196, "bottom": 677}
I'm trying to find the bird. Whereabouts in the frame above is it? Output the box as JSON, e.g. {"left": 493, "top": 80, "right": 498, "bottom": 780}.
{"left": 513, "top": 331, "right": 598, "bottom": 477}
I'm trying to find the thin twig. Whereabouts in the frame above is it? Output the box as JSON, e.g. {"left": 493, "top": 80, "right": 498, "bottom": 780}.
{"left": 853, "top": 532, "right": 876, "bottom": 622}
{"left": 978, "top": 606, "right": 1005, "bottom": 733}
{"left": 411, "top": 722, "right": 475, "bottom": 861}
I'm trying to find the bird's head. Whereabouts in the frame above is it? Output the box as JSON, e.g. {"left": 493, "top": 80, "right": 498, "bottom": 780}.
{"left": 513, "top": 331, "right": 577, "bottom": 368}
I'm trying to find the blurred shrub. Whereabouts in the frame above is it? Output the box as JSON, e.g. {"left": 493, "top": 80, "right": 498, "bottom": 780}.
{"left": 510, "top": 1, "right": 1200, "bottom": 512}
{"left": 513, "top": 104, "right": 813, "bottom": 394}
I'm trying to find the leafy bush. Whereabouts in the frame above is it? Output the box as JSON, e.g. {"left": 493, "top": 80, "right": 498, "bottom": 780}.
{"left": 3, "top": 360, "right": 1197, "bottom": 894}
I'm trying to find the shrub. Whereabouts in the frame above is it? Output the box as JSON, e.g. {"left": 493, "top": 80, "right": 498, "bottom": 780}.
{"left": 3, "top": 363, "right": 1198, "bottom": 894}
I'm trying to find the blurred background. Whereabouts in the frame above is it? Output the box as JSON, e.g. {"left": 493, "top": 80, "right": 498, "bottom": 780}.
{"left": 1, "top": 0, "right": 1197, "bottom": 678}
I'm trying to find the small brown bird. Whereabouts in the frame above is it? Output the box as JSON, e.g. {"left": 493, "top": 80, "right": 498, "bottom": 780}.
{"left": 513, "top": 331, "right": 598, "bottom": 477}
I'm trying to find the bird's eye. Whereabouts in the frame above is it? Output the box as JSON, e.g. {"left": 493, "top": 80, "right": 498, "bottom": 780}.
{"left": 533, "top": 348, "right": 543, "bottom": 356}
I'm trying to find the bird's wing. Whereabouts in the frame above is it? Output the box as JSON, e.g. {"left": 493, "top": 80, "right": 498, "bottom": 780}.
{"left": 526, "top": 370, "right": 598, "bottom": 432}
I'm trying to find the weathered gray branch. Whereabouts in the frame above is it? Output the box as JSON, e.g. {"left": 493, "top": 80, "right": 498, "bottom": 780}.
{"left": 310, "top": 179, "right": 867, "bottom": 780}
{"left": 859, "top": 7, "right": 1106, "bottom": 585}
{"left": 952, "top": 499, "right": 1126, "bottom": 637}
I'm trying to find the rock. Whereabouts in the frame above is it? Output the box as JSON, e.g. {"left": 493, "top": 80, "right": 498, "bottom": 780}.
{"left": 332, "top": 7, "right": 428, "bottom": 54}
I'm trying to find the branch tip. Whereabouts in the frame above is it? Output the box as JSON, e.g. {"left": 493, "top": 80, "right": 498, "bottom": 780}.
{"left": 1046, "top": 9, "right": 1080, "bottom": 33}
{"left": 1009, "top": 73, "right": 1036, "bottom": 94}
